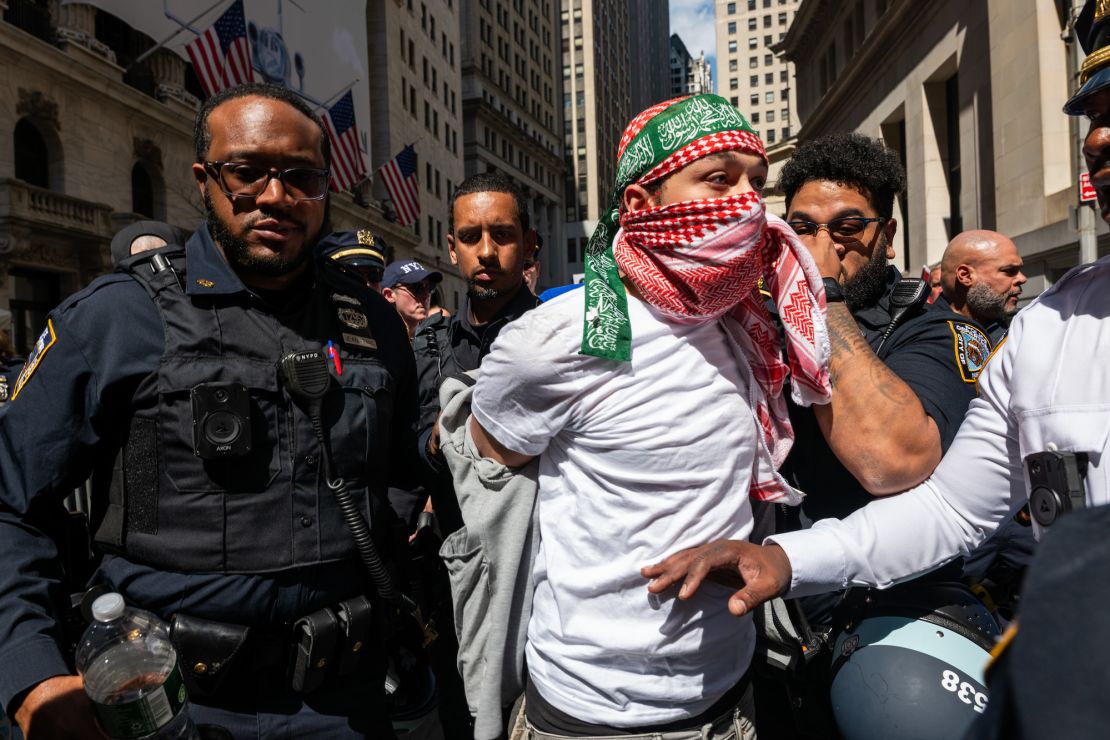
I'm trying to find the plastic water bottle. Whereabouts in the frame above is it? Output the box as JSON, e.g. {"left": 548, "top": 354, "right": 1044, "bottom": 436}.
{"left": 76, "top": 593, "right": 198, "bottom": 740}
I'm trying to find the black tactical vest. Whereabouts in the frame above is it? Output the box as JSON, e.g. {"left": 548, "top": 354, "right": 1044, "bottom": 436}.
{"left": 95, "top": 247, "right": 400, "bottom": 573}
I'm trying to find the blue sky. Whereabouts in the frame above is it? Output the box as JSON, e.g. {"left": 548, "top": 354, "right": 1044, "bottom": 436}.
{"left": 670, "top": 0, "right": 717, "bottom": 91}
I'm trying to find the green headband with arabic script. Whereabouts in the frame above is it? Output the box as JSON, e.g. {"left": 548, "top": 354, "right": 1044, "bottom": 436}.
{"left": 580, "top": 94, "right": 761, "bottom": 361}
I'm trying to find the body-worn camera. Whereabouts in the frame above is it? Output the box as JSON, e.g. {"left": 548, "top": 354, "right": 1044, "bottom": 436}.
{"left": 1025, "top": 450, "right": 1088, "bottom": 530}
{"left": 191, "top": 382, "right": 252, "bottom": 459}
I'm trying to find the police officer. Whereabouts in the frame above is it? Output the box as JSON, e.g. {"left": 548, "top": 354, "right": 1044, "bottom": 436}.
{"left": 0, "top": 83, "right": 416, "bottom": 738}
{"left": 413, "top": 170, "right": 538, "bottom": 533}
{"left": 320, "top": 229, "right": 390, "bottom": 292}
{"left": 644, "top": 2, "right": 1110, "bottom": 735}
{"left": 748, "top": 133, "right": 991, "bottom": 736}
{"left": 776, "top": 131, "right": 991, "bottom": 584}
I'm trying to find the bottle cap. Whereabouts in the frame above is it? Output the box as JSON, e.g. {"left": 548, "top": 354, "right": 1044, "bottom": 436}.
{"left": 91, "top": 593, "right": 125, "bottom": 622}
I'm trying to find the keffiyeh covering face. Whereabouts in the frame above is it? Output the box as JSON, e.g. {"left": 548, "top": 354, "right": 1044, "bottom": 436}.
{"left": 581, "top": 94, "right": 832, "bottom": 504}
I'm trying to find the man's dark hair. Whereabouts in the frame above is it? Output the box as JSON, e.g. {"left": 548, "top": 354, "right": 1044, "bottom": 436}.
{"left": 779, "top": 132, "right": 905, "bottom": 218}
{"left": 193, "top": 83, "right": 331, "bottom": 167}
{"left": 448, "top": 170, "right": 531, "bottom": 232}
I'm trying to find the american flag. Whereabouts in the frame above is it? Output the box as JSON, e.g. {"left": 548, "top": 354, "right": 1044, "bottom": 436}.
{"left": 379, "top": 145, "right": 420, "bottom": 226}
{"left": 322, "top": 91, "right": 368, "bottom": 192}
{"left": 186, "top": 0, "right": 254, "bottom": 97}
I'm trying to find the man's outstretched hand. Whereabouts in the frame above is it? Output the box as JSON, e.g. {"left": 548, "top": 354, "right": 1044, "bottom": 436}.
{"left": 641, "top": 540, "right": 792, "bottom": 616}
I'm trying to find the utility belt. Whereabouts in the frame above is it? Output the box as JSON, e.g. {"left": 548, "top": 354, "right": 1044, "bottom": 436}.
{"left": 161, "top": 595, "right": 380, "bottom": 703}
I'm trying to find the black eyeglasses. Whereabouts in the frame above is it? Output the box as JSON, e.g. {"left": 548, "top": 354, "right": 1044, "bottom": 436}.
{"left": 204, "top": 161, "right": 330, "bottom": 202}
{"left": 787, "top": 216, "right": 886, "bottom": 241}
{"left": 395, "top": 282, "right": 432, "bottom": 300}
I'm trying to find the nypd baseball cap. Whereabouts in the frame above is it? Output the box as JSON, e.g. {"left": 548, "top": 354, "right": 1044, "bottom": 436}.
{"left": 382, "top": 260, "right": 442, "bottom": 288}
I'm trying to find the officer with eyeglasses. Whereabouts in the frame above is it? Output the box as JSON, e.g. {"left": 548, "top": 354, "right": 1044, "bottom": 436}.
{"left": 0, "top": 83, "right": 418, "bottom": 738}
{"left": 749, "top": 132, "right": 993, "bottom": 737}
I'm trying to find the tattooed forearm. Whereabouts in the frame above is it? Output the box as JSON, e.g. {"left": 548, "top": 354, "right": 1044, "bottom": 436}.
{"left": 825, "top": 305, "right": 869, "bottom": 356}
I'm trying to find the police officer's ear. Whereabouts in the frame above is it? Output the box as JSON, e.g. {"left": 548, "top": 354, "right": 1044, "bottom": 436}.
{"left": 882, "top": 218, "right": 898, "bottom": 260}
{"left": 446, "top": 230, "right": 459, "bottom": 267}
{"left": 955, "top": 263, "right": 975, "bottom": 287}
{"left": 192, "top": 162, "right": 209, "bottom": 199}
{"left": 524, "top": 228, "right": 537, "bottom": 257}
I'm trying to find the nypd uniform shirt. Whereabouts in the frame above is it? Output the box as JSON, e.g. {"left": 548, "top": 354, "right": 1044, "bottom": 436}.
{"left": 0, "top": 225, "right": 417, "bottom": 712}
{"left": 782, "top": 267, "right": 992, "bottom": 525}
{"left": 769, "top": 254, "right": 1110, "bottom": 595}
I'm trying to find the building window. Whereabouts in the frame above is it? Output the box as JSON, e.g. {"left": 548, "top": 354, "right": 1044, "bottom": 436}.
{"left": 14, "top": 119, "right": 50, "bottom": 189}
{"left": 748, "top": 37, "right": 758, "bottom": 49}
{"left": 782, "top": 127, "right": 790, "bottom": 139}
{"left": 766, "top": 110, "right": 775, "bottom": 122}
{"left": 730, "top": 78, "right": 739, "bottom": 90}
{"left": 781, "top": 107, "right": 790, "bottom": 118}
{"left": 763, "top": 14, "right": 772, "bottom": 27}
{"left": 779, "top": 11, "right": 787, "bottom": 24}
{"left": 748, "top": 17, "right": 757, "bottom": 31}
{"left": 748, "top": 0, "right": 755, "bottom": 9}
{"left": 750, "top": 93, "right": 759, "bottom": 105}
{"left": 765, "top": 91, "right": 774, "bottom": 103}
{"left": 780, "top": 69, "right": 788, "bottom": 82}
{"left": 731, "top": 96, "right": 739, "bottom": 106}
{"left": 728, "top": 21, "right": 736, "bottom": 33}
{"left": 727, "top": 2, "right": 736, "bottom": 12}
{"left": 751, "top": 112, "right": 760, "bottom": 123}
{"left": 729, "top": 40, "right": 738, "bottom": 52}
{"left": 781, "top": 88, "right": 789, "bottom": 100}
{"left": 729, "top": 59, "right": 739, "bottom": 71}
{"left": 764, "top": 72, "right": 773, "bottom": 84}
{"left": 767, "top": 128, "right": 776, "bottom": 142}
{"left": 750, "top": 75, "right": 758, "bottom": 86}
{"left": 131, "top": 163, "right": 156, "bottom": 218}
{"left": 749, "top": 56, "right": 758, "bottom": 68}
{"left": 764, "top": 53, "right": 773, "bottom": 65}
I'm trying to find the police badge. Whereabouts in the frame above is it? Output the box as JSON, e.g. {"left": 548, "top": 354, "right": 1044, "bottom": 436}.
{"left": 949, "top": 321, "right": 991, "bottom": 383}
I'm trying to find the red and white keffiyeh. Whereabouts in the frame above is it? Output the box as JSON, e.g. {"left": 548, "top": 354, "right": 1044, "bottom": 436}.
{"left": 616, "top": 148, "right": 831, "bottom": 504}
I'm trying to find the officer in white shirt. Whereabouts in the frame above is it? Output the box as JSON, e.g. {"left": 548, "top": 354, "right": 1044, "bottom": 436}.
{"left": 643, "top": 6, "right": 1110, "bottom": 736}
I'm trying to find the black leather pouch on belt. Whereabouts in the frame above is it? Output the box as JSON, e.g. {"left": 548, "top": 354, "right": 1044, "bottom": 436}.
{"left": 335, "top": 595, "right": 373, "bottom": 676}
{"left": 290, "top": 607, "right": 339, "bottom": 694}
{"left": 169, "top": 614, "right": 252, "bottom": 699}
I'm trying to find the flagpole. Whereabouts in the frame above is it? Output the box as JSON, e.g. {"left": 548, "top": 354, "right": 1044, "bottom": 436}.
{"left": 130, "top": 0, "right": 227, "bottom": 68}
{"left": 314, "top": 79, "right": 361, "bottom": 114}
{"left": 373, "top": 138, "right": 423, "bottom": 174}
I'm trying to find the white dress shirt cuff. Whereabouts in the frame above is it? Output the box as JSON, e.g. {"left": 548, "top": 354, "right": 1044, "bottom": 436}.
{"left": 764, "top": 527, "right": 849, "bottom": 598}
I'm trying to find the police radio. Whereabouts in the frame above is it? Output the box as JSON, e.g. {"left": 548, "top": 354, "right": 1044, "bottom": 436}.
{"left": 1025, "top": 450, "right": 1088, "bottom": 531}
{"left": 191, "top": 382, "right": 252, "bottom": 459}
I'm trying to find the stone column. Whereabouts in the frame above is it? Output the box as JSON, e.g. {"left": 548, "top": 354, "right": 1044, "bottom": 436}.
{"left": 56, "top": 2, "right": 118, "bottom": 70}
{"left": 148, "top": 49, "right": 199, "bottom": 115}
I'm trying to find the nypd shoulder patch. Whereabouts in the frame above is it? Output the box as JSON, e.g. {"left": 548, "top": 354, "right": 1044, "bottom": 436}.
{"left": 12, "top": 319, "right": 57, "bottom": 400}
{"left": 948, "top": 321, "right": 991, "bottom": 383}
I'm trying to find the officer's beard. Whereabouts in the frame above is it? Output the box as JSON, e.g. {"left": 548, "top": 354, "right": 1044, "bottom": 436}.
{"left": 966, "top": 282, "right": 1017, "bottom": 323}
{"left": 204, "top": 193, "right": 330, "bottom": 278}
{"left": 843, "top": 234, "right": 890, "bottom": 312}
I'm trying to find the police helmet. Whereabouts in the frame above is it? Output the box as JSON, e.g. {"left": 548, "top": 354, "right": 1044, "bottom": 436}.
{"left": 828, "top": 581, "right": 1000, "bottom": 740}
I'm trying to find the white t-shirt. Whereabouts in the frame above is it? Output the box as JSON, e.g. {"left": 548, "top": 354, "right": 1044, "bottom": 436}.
{"left": 472, "top": 289, "right": 759, "bottom": 727}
